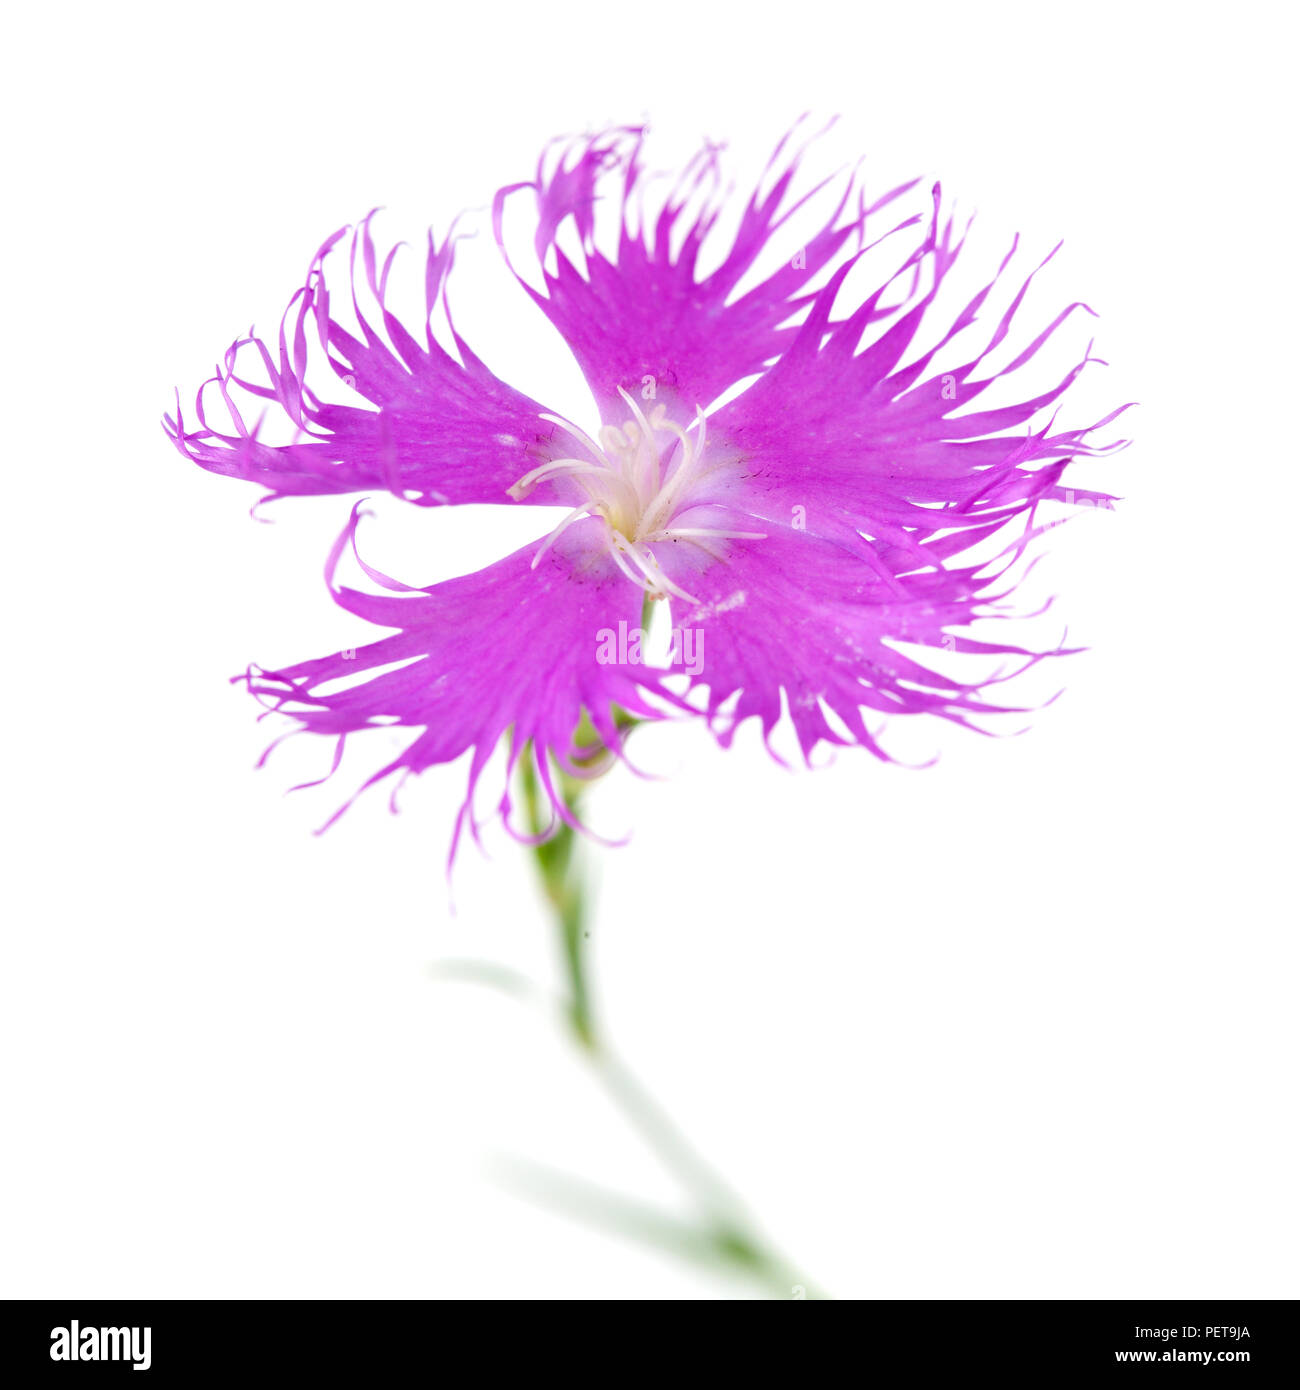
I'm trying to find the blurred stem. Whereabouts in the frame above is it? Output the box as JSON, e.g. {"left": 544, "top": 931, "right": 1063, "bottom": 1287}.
{"left": 517, "top": 734, "right": 819, "bottom": 1298}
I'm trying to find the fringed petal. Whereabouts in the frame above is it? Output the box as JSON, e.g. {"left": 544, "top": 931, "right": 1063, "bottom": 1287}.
{"left": 164, "top": 215, "right": 573, "bottom": 508}
{"left": 654, "top": 520, "right": 1064, "bottom": 762}
{"left": 700, "top": 185, "right": 1132, "bottom": 571}
{"left": 492, "top": 119, "right": 922, "bottom": 423}
{"left": 242, "top": 506, "right": 676, "bottom": 864}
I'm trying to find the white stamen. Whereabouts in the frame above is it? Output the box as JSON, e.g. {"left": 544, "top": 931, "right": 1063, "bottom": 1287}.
{"left": 512, "top": 395, "right": 747, "bottom": 602}
{"left": 644, "top": 527, "right": 768, "bottom": 541}
{"left": 530, "top": 505, "right": 596, "bottom": 569}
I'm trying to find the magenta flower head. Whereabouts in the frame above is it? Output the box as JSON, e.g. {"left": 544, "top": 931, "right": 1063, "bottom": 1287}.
{"left": 166, "top": 121, "right": 1129, "bottom": 862}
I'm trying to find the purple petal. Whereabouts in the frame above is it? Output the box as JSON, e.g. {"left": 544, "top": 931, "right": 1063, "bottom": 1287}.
{"left": 704, "top": 189, "right": 1131, "bottom": 569}
{"left": 655, "top": 520, "right": 1057, "bottom": 762}
{"left": 165, "top": 214, "right": 571, "bottom": 508}
{"left": 243, "top": 506, "right": 676, "bottom": 861}
{"left": 492, "top": 120, "right": 921, "bottom": 423}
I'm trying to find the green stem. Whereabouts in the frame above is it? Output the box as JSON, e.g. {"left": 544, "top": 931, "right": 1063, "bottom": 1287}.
{"left": 516, "top": 737, "right": 821, "bottom": 1297}
{"left": 518, "top": 751, "right": 597, "bottom": 1050}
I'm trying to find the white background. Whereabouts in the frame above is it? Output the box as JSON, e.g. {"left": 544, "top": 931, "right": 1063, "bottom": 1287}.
{"left": 2, "top": 0, "right": 1296, "bottom": 1299}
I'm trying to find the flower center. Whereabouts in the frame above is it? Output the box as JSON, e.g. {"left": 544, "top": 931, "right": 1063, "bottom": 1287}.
{"left": 508, "top": 388, "right": 762, "bottom": 602}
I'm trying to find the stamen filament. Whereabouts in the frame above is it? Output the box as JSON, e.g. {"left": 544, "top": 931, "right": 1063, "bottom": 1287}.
{"left": 530, "top": 505, "right": 596, "bottom": 568}
{"left": 514, "top": 399, "right": 752, "bottom": 603}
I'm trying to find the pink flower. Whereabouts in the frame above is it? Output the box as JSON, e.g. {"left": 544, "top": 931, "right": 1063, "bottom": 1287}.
{"left": 165, "top": 122, "right": 1129, "bottom": 858}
